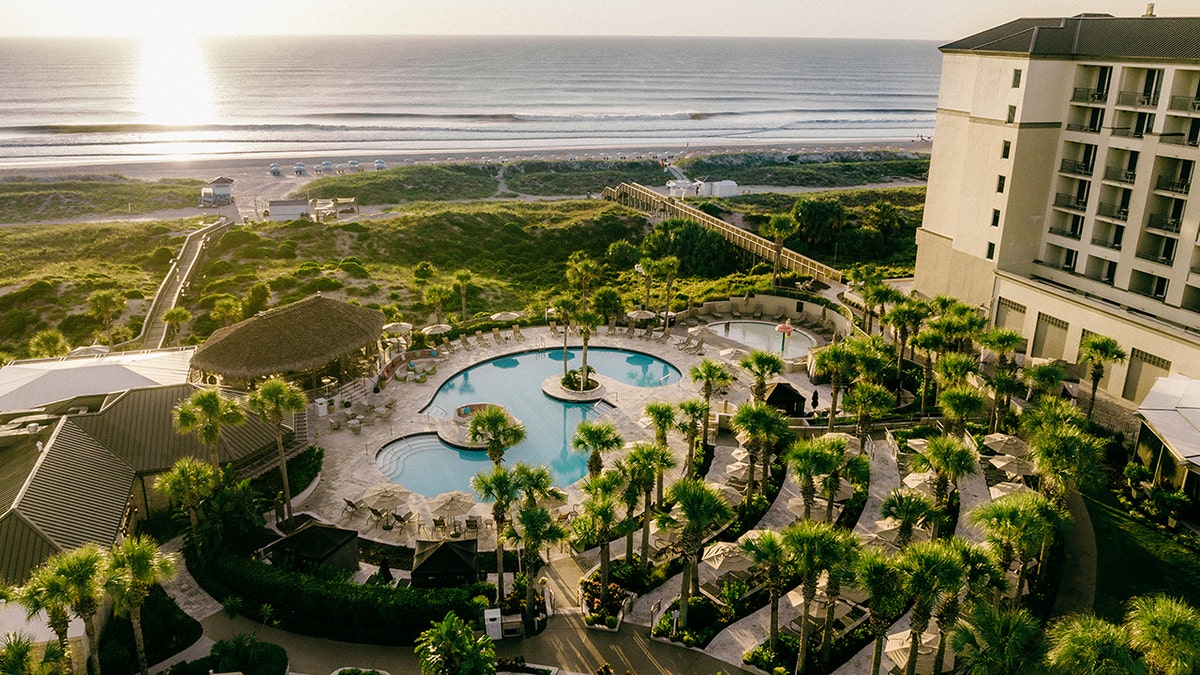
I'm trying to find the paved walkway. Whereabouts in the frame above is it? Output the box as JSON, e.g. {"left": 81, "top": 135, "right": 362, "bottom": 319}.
{"left": 1051, "top": 490, "right": 1097, "bottom": 617}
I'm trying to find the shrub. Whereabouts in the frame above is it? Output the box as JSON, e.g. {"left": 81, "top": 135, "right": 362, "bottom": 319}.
{"left": 98, "top": 585, "right": 202, "bottom": 675}
{"left": 165, "top": 635, "right": 287, "bottom": 675}
{"left": 250, "top": 446, "right": 324, "bottom": 503}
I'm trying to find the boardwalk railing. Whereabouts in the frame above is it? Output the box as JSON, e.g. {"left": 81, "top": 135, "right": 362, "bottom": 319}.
{"left": 601, "top": 182, "right": 843, "bottom": 285}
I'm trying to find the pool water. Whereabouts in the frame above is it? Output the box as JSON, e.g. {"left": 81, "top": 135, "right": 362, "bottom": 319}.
{"left": 377, "top": 347, "right": 681, "bottom": 496}
{"left": 708, "top": 320, "right": 816, "bottom": 359}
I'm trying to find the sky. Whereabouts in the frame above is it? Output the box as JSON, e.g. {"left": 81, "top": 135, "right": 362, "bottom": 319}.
{"left": 1, "top": 0, "right": 1191, "bottom": 40}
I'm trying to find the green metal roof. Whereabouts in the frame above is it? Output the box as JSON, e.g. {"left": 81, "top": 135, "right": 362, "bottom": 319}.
{"left": 942, "top": 15, "right": 1200, "bottom": 61}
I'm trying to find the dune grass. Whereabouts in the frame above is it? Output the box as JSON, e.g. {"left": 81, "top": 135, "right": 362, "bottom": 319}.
{"left": 677, "top": 151, "right": 929, "bottom": 187}
{"left": 502, "top": 160, "right": 669, "bottom": 195}
{"left": 0, "top": 175, "right": 204, "bottom": 223}
{"left": 297, "top": 164, "right": 500, "bottom": 204}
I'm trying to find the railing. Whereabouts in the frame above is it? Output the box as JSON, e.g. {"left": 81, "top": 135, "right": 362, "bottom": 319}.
{"left": 1155, "top": 176, "right": 1192, "bottom": 194}
{"left": 1135, "top": 251, "right": 1175, "bottom": 266}
{"left": 1091, "top": 237, "right": 1122, "bottom": 251}
{"left": 1060, "top": 159, "right": 1094, "bottom": 176}
{"left": 1111, "top": 127, "right": 1146, "bottom": 138}
{"left": 1048, "top": 226, "right": 1081, "bottom": 240}
{"left": 1191, "top": 264, "right": 1200, "bottom": 275}
{"left": 1065, "top": 123, "right": 1101, "bottom": 134}
{"left": 1160, "top": 134, "right": 1200, "bottom": 147}
{"left": 1104, "top": 166, "right": 1137, "bottom": 184}
{"left": 1096, "top": 202, "right": 1129, "bottom": 222}
{"left": 1072, "top": 87, "right": 1108, "bottom": 104}
{"left": 1168, "top": 95, "right": 1200, "bottom": 112}
{"left": 1118, "top": 90, "right": 1160, "bottom": 107}
{"left": 1146, "top": 213, "right": 1183, "bottom": 233}
{"left": 601, "top": 182, "right": 843, "bottom": 284}
{"left": 1054, "top": 193, "right": 1089, "bottom": 211}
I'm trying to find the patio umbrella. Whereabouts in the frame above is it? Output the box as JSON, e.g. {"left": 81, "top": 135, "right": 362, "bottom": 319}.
{"left": 537, "top": 491, "right": 568, "bottom": 512}
{"left": 907, "top": 438, "right": 930, "bottom": 453}
{"left": 903, "top": 471, "right": 937, "bottom": 495}
{"left": 688, "top": 325, "right": 709, "bottom": 334}
{"left": 730, "top": 448, "right": 750, "bottom": 462}
{"left": 701, "top": 542, "right": 752, "bottom": 573}
{"left": 983, "top": 433, "right": 1030, "bottom": 458}
{"left": 429, "top": 490, "right": 475, "bottom": 518}
{"left": 822, "top": 432, "right": 862, "bottom": 454}
{"left": 361, "top": 483, "right": 413, "bottom": 511}
{"left": 383, "top": 322, "right": 413, "bottom": 334}
{"left": 819, "top": 476, "right": 855, "bottom": 502}
{"left": 627, "top": 309, "right": 656, "bottom": 321}
{"left": 650, "top": 521, "right": 680, "bottom": 544}
{"left": 885, "top": 630, "right": 941, "bottom": 674}
{"left": 704, "top": 481, "right": 744, "bottom": 506}
{"left": 737, "top": 529, "right": 770, "bottom": 545}
{"left": 491, "top": 311, "right": 521, "bottom": 321}
{"left": 726, "top": 461, "right": 751, "bottom": 481}
{"left": 989, "top": 454, "right": 1036, "bottom": 476}
{"left": 989, "top": 481, "right": 1033, "bottom": 500}
{"left": 422, "top": 323, "right": 452, "bottom": 336}
{"left": 876, "top": 524, "right": 931, "bottom": 546}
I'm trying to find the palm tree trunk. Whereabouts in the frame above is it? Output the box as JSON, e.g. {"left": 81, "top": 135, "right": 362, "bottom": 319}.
{"left": 1015, "top": 560, "right": 1030, "bottom": 606}
{"left": 276, "top": 428, "right": 293, "bottom": 521}
{"left": 905, "top": 614, "right": 928, "bottom": 675}
{"left": 640, "top": 487, "right": 652, "bottom": 575}
{"left": 821, "top": 585, "right": 839, "bottom": 665}
{"left": 580, "top": 335, "right": 589, "bottom": 392}
{"left": 759, "top": 451, "right": 769, "bottom": 498}
{"left": 600, "top": 539, "right": 610, "bottom": 602}
{"left": 933, "top": 624, "right": 950, "bottom": 675}
{"left": 827, "top": 384, "right": 840, "bottom": 433}
{"left": 85, "top": 616, "right": 103, "bottom": 675}
{"left": 562, "top": 333, "right": 570, "bottom": 379}
{"left": 1088, "top": 373, "right": 1101, "bottom": 420}
{"left": 678, "top": 555, "right": 693, "bottom": 631}
{"left": 626, "top": 506, "right": 637, "bottom": 564}
{"left": 796, "top": 598, "right": 813, "bottom": 675}
{"left": 747, "top": 445, "right": 758, "bottom": 496}
{"left": 871, "top": 632, "right": 885, "bottom": 675}
{"left": 496, "top": 525, "right": 507, "bottom": 604}
{"left": 825, "top": 491, "right": 835, "bottom": 524}
{"left": 701, "top": 393, "right": 712, "bottom": 449}
{"left": 656, "top": 471, "right": 664, "bottom": 506}
{"left": 769, "top": 589, "right": 779, "bottom": 652}
{"left": 132, "top": 605, "right": 149, "bottom": 675}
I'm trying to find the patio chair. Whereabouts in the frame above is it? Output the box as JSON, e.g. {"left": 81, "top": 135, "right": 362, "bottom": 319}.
{"left": 440, "top": 336, "right": 457, "bottom": 353}
{"left": 731, "top": 307, "right": 742, "bottom": 319}
{"left": 685, "top": 337, "right": 706, "bottom": 354}
{"left": 753, "top": 304, "right": 763, "bottom": 319}
{"left": 328, "top": 416, "right": 342, "bottom": 431}
{"left": 348, "top": 419, "right": 362, "bottom": 435}
{"left": 549, "top": 320, "right": 562, "bottom": 336}
{"left": 512, "top": 324, "right": 527, "bottom": 341}
{"left": 466, "top": 515, "right": 481, "bottom": 534}
{"left": 475, "top": 330, "right": 491, "bottom": 347}
{"left": 675, "top": 335, "right": 695, "bottom": 350}
{"left": 433, "top": 516, "right": 449, "bottom": 534}
{"left": 492, "top": 327, "right": 508, "bottom": 343}
{"left": 366, "top": 505, "right": 385, "bottom": 524}
{"left": 641, "top": 326, "right": 655, "bottom": 340}
{"left": 342, "top": 497, "right": 364, "bottom": 514}
{"left": 458, "top": 335, "right": 474, "bottom": 351}
{"left": 655, "top": 328, "right": 672, "bottom": 343}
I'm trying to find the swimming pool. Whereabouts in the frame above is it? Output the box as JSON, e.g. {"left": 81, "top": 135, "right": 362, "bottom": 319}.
{"left": 709, "top": 320, "right": 817, "bottom": 359}
{"left": 376, "top": 347, "right": 681, "bottom": 496}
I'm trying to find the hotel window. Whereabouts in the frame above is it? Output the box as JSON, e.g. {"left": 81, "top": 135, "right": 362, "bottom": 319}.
{"left": 1006, "top": 105, "right": 1016, "bottom": 124}
{"left": 1001, "top": 141, "right": 1011, "bottom": 159}
{"left": 991, "top": 209, "right": 1001, "bottom": 227}
{"left": 997, "top": 175, "right": 1006, "bottom": 193}
{"left": 986, "top": 242, "right": 996, "bottom": 260}
{"left": 1012, "top": 69, "right": 1022, "bottom": 88}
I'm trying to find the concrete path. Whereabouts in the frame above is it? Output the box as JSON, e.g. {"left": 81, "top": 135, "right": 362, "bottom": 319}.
{"left": 954, "top": 459, "right": 989, "bottom": 544}
{"left": 1051, "top": 490, "right": 1097, "bottom": 617}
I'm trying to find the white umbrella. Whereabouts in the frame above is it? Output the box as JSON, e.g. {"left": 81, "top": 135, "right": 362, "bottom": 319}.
{"left": 820, "top": 476, "right": 855, "bottom": 502}
{"left": 731, "top": 448, "right": 750, "bottom": 462}
{"left": 688, "top": 325, "right": 709, "bottom": 334}
{"left": 383, "top": 321, "right": 413, "bottom": 334}
{"left": 885, "top": 630, "right": 941, "bottom": 674}
{"left": 989, "top": 481, "right": 1033, "bottom": 500}
{"left": 726, "top": 461, "right": 751, "bottom": 481}
{"left": 983, "top": 433, "right": 1030, "bottom": 458}
{"left": 650, "top": 521, "right": 680, "bottom": 544}
{"left": 491, "top": 311, "right": 521, "bottom": 321}
{"left": 429, "top": 490, "right": 475, "bottom": 518}
{"left": 903, "top": 471, "right": 937, "bottom": 495}
{"left": 701, "top": 542, "right": 752, "bottom": 573}
{"left": 361, "top": 483, "right": 413, "bottom": 511}
{"left": 627, "top": 309, "right": 656, "bottom": 320}
{"left": 422, "top": 323, "right": 453, "bottom": 336}
{"left": 822, "top": 432, "right": 861, "bottom": 454}
{"left": 737, "top": 529, "right": 770, "bottom": 545}
{"left": 907, "top": 438, "right": 930, "bottom": 453}
{"left": 704, "top": 481, "right": 744, "bottom": 506}
{"left": 989, "top": 454, "right": 1036, "bottom": 476}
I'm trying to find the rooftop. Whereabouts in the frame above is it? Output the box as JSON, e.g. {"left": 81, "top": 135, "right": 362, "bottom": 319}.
{"left": 1139, "top": 374, "right": 1200, "bottom": 467}
{"left": 942, "top": 14, "right": 1200, "bottom": 61}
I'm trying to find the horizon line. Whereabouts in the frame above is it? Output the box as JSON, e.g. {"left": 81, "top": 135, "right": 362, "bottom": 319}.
{"left": 0, "top": 32, "right": 951, "bottom": 42}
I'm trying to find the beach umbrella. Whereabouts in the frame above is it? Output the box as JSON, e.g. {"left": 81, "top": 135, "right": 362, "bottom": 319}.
{"left": 989, "top": 454, "right": 1036, "bottom": 476}
{"left": 704, "top": 481, "right": 744, "bottom": 506}
{"left": 907, "top": 437, "right": 930, "bottom": 453}
{"left": 989, "top": 481, "right": 1033, "bottom": 500}
{"left": 775, "top": 319, "right": 794, "bottom": 353}
{"left": 650, "top": 521, "right": 679, "bottom": 545}
{"left": 885, "top": 630, "right": 941, "bottom": 674}
{"left": 491, "top": 311, "right": 522, "bottom": 321}
{"left": 983, "top": 433, "right": 1030, "bottom": 458}
{"left": 422, "top": 323, "right": 453, "bottom": 336}
{"left": 821, "top": 476, "right": 855, "bottom": 502}
{"left": 429, "top": 490, "right": 475, "bottom": 518}
{"left": 493, "top": 356, "right": 520, "bottom": 369}
{"left": 701, "top": 542, "right": 752, "bottom": 573}
{"left": 383, "top": 321, "right": 413, "bottom": 334}
{"left": 737, "top": 529, "right": 770, "bottom": 545}
{"left": 903, "top": 471, "right": 937, "bottom": 495}
{"left": 627, "top": 309, "right": 656, "bottom": 321}
{"left": 361, "top": 483, "right": 413, "bottom": 511}
{"left": 726, "top": 461, "right": 751, "bottom": 481}
{"left": 730, "top": 448, "right": 750, "bottom": 462}
{"left": 537, "top": 491, "right": 568, "bottom": 512}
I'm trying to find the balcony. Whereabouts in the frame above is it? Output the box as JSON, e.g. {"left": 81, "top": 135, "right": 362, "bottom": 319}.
{"left": 1192, "top": 264, "right": 1200, "bottom": 275}
{"left": 1065, "top": 123, "right": 1102, "bottom": 134}
{"left": 1091, "top": 237, "right": 1122, "bottom": 251}
{"left": 1104, "top": 166, "right": 1137, "bottom": 184}
{"left": 1147, "top": 213, "right": 1183, "bottom": 233}
{"left": 1048, "top": 226, "right": 1082, "bottom": 240}
{"left": 1118, "top": 90, "right": 1160, "bottom": 107}
{"left": 1136, "top": 251, "right": 1176, "bottom": 266}
{"left": 1054, "top": 193, "right": 1089, "bottom": 211}
{"left": 1072, "top": 88, "right": 1109, "bottom": 104}
{"left": 1160, "top": 134, "right": 1200, "bottom": 148}
{"left": 1060, "top": 159, "right": 1094, "bottom": 176}
{"left": 1156, "top": 176, "right": 1193, "bottom": 194}
{"left": 1169, "top": 95, "right": 1200, "bottom": 112}
{"left": 1111, "top": 127, "right": 1146, "bottom": 139}
{"left": 1096, "top": 202, "right": 1129, "bottom": 221}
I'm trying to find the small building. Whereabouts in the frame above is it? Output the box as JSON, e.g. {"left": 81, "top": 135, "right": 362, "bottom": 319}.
{"left": 411, "top": 539, "right": 480, "bottom": 588}
{"left": 764, "top": 381, "right": 809, "bottom": 417}
{"left": 267, "top": 199, "right": 311, "bottom": 222}
{"left": 666, "top": 179, "right": 694, "bottom": 197}
{"left": 1136, "top": 374, "right": 1200, "bottom": 502}
{"left": 209, "top": 177, "right": 234, "bottom": 202}
{"left": 694, "top": 176, "right": 739, "bottom": 197}
{"left": 264, "top": 521, "right": 359, "bottom": 573}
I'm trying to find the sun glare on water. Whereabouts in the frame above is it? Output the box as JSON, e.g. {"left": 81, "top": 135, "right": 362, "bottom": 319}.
{"left": 136, "top": 37, "right": 215, "bottom": 127}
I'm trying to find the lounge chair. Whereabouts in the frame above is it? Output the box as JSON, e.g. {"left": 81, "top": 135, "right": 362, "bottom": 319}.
{"left": 685, "top": 337, "right": 706, "bottom": 354}
{"left": 675, "top": 335, "right": 695, "bottom": 350}
{"left": 731, "top": 307, "right": 742, "bottom": 319}
{"left": 512, "top": 324, "right": 527, "bottom": 341}
{"left": 342, "top": 497, "right": 363, "bottom": 514}
{"left": 492, "top": 327, "right": 508, "bottom": 343}
{"left": 475, "top": 330, "right": 491, "bottom": 347}
{"left": 328, "top": 416, "right": 342, "bottom": 431}
{"left": 753, "top": 304, "right": 763, "bottom": 320}
{"left": 549, "top": 320, "right": 562, "bottom": 336}
{"left": 440, "top": 336, "right": 457, "bottom": 353}
{"left": 366, "top": 505, "right": 385, "bottom": 524}
{"left": 623, "top": 323, "right": 637, "bottom": 338}
{"left": 655, "top": 328, "right": 673, "bottom": 343}
{"left": 458, "top": 335, "right": 474, "bottom": 351}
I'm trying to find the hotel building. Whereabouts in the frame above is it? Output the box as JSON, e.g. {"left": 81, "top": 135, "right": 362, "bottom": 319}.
{"left": 914, "top": 11, "right": 1200, "bottom": 404}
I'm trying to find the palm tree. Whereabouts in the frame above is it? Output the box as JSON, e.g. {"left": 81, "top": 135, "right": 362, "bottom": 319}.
{"left": 644, "top": 402, "right": 677, "bottom": 497}
{"left": 27, "top": 329, "right": 69, "bottom": 359}
{"left": 552, "top": 295, "right": 578, "bottom": 379}
{"left": 675, "top": 399, "right": 708, "bottom": 476}
{"left": 969, "top": 496, "right": 1031, "bottom": 605}
{"left": 11, "top": 566, "right": 72, "bottom": 660}
{"left": 507, "top": 503, "right": 566, "bottom": 628}
{"left": 861, "top": 282, "right": 904, "bottom": 336}
{"left": 932, "top": 539, "right": 1004, "bottom": 675}
{"left": 819, "top": 438, "right": 868, "bottom": 524}
{"left": 153, "top": 456, "right": 219, "bottom": 536}
{"left": 566, "top": 251, "right": 602, "bottom": 311}
{"left": 782, "top": 519, "right": 839, "bottom": 674}
{"left": 45, "top": 544, "right": 109, "bottom": 675}
{"left": 740, "top": 531, "right": 793, "bottom": 652}
{"left": 934, "top": 352, "right": 979, "bottom": 389}
{"left": 938, "top": 386, "right": 986, "bottom": 437}
{"left": 820, "top": 529, "right": 862, "bottom": 666}
{"left": 949, "top": 603, "right": 1047, "bottom": 675}
{"left": 986, "top": 369, "right": 1024, "bottom": 433}
{"left": 576, "top": 311, "right": 601, "bottom": 392}
{"left": 853, "top": 549, "right": 909, "bottom": 675}
{"left": 843, "top": 381, "right": 895, "bottom": 450}
{"left": 689, "top": 358, "right": 732, "bottom": 449}
{"left": 740, "top": 350, "right": 785, "bottom": 402}
{"left": 210, "top": 297, "right": 243, "bottom": 327}
{"left": 978, "top": 327, "right": 1023, "bottom": 373}
{"left": 107, "top": 536, "right": 178, "bottom": 675}
{"left": 0, "top": 630, "right": 65, "bottom": 675}
{"left": 1019, "top": 491, "right": 1071, "bottom": 590}
{"left": 162, "top": 307, "right": 191, "bottom": 346}
{"left": 880, "top": 489, "right": 934, "bottom": 549}
{"left": 1045, "top": 614, "right": 1143, "bottom": 674}
{"left": 1021, "top": 396, "right": 1085, "bottom": 440}
{"left": 813, "top": 342, "right": 858, "bottom": 432}
{"left": 761, "top": 215, "right": 799, "bottom": 286}
{"left": 629, "top": 442, "right": 676, "bottom": 575}
{"left": 616, "top": 457, "right": 649, "bottom": 565}
{"left": 1125, "top": 594, "right": 1200, "bottom": 675}
{"left": 453, "top": 269, "right": 472, "bottom": 322}
{"left": 1022, "top": 362, "right": 1067, "bottom": 402}
{"left": 1029, "top": 422, "right": 1102, "bottom": 501}
{"left": 911, "top": 328, "right": 947, "bottom": 416}
{"left": 88, "top": 289, "right": 125, "bottom": 347}
{"left": 909, "top": 436, "right": 978, "bottom": 534}
{"left": 658, "top": 255, "right": 681, "bottom": 326}
{"left": 1078, "top": 333, "right": 1127, "bottom": 420}
{"left": 471, "top": 465, "right": 520, "bottom": 603}
{"left": 571, "top": 420, "right": 623, "bottom": 479}
{"left": 788, "top": 437, "right": 836, "bottom": 521}
{"left": 731, "top": 401, "right": 790, "bottom": 497}
{"left": 899, "top": 540, "right": 961, "bottom": 675}
{"left": 657, "top": 478, "right": 732, "bottom": 631}
{"left": 414, "top": 610, "right": 496, "bottom": 675}
{"left": 467, "top": 405, "right": 526, "bottom": 466}
{"left": 883, "top": 300, "right": 929, "bottom": 387}
{"left": 575, "top": 484, "right": 621, "bottom": 602}
{"left": 424, "top": 283, "right": 453, "bottom": 326}
{"left": 247, "top": 376, "right": 307, "bottom": 521}
{"left": 512, "top": 462, "right": 565, "bottom": 509}
{"left": 172, "top": 387, "right": 245, "bottom": 466}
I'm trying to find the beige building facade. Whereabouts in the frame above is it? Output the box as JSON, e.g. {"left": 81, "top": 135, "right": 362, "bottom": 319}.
{"left": 915, "top": 12, "right": 1200, "bottom": 404}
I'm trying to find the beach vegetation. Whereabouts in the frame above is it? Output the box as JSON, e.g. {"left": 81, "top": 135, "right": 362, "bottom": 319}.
{"left": 0, "top": 175, "right": 203, "bottom": 223}
{"left": 299, "top": 164, "right": 500, "bottom": 203}
{"left": 503, "top": 159, "right": 667, "bottom": 195}
{"left": 675, "top": 150, "right": 928, "bottom": 187}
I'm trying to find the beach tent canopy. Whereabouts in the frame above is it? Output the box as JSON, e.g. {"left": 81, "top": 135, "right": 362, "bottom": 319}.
{"left": 411, "top": 539, "right": 479, "bottom": 588}
{"left": 190, "top": 294, "right": 385, "bottom": 380}
{"left": 265, "top": 521, "right": 359, "bottom": 572}
{"left": 764, "top": 381, "right": 808, "bottom": 417}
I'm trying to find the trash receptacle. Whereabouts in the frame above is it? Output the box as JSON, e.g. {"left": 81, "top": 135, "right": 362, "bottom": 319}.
{"left": 314, "top": 398, "right": 329, "bottom": 417}
{"left": 484, "top": 608, "right": 502, "bottom": 641}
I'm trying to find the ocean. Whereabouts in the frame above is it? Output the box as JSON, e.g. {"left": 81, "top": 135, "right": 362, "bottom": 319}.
{"left": 0, "top": 35, "right": 941, "bottom": 166}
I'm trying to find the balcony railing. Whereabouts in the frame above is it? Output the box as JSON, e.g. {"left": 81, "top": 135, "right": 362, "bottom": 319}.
{"left": 1091, "top": 237, "right": 1122, "bottom": 251}
{"left": 1096, "top": 202, "right": 1129, "bottom": 221}
{"left": 1065, "top": 123, "right": 1102, "bottom": 134}
{"left": 1060, "top": 159, "right": 1094, "bottom": 176}
{"left": 1054, "top": 193, "right": 1089, "bottom": 211}
{"left": 1111, "top": 127, "right": 1146, "bottom": 138}
{"left": 1147, "top": 213, "right": 1183, "bottom": 233}
{"left": 1169, "top": 95, "right": 1200, "bottom": 112}
{"left": 1156, "top": 176, "right": 1193, "bottom": 194}
{"left": 1048, "top": 226, "right": 1082, "bottom": 240}
{"left": 1160, "top": 134, "right": 1200, "bottom": 147}
{"left": 1191, "top": 264, "right": 1200, "bottom": 275}
{"left": 1104, "top": 166, "right": 1137, "bottom": 183}
{"left": 1118, "top": 90, "right": 1160, "bottom": 107}
{"left": 1072, "top": 88, "right": 1109, "bottom": 104}
{"left": 1135, "top": 251, "right": 1176, "bottom": 266}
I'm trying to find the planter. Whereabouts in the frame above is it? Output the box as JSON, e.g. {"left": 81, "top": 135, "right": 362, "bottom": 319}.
{"left": 331, "top": 668, "right": 391, "bottom": 675}
{"left": 584, "top": 592, "right": 634, "bottom": 632}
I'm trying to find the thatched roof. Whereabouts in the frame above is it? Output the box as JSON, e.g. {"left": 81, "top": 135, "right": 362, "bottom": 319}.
{"left": 191, "top": 294, "right": 385, "bottom": 380}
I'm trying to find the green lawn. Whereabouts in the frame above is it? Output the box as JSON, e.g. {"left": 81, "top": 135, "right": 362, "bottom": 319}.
{"left": 1087, "top": 487, "right": 1200, "bottom": 621}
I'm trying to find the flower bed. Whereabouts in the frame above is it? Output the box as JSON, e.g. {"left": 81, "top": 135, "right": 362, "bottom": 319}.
{"left": 580, "top": 574, "right": 632, "bottom": 631}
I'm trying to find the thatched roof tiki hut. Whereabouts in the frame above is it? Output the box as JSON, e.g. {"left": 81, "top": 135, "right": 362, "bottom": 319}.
{"left": 189, "top": 294, "right": 386, "bottom": 389}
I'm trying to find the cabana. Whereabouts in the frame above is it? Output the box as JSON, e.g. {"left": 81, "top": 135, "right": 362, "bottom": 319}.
{"left": 265, "top": 521, "right": 359, "bottom": 573}
{"left": 411, "top": 539, "right": 479, "bottom": 588}
{"left": 764, "top": 381, "right": 809, "bottom": 417}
